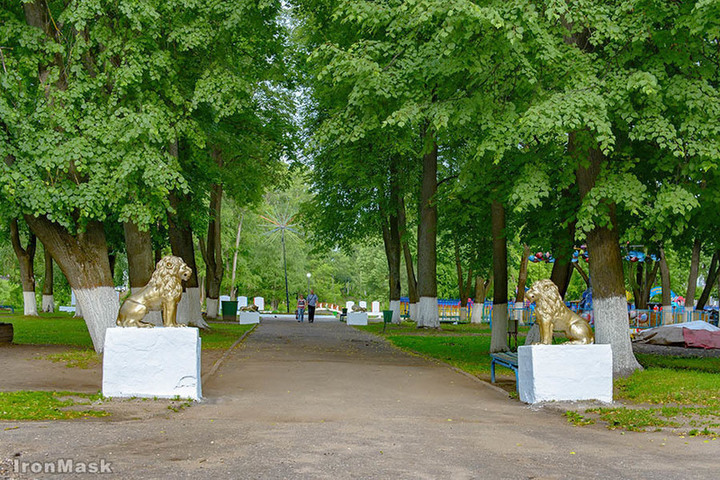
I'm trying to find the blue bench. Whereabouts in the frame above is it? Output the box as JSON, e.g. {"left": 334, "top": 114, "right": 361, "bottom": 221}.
{"left": 490, "top": 352, "right": 519, "bottom": 389}
{"left": 0, "top": 305, "right": 14, "bottom": 313}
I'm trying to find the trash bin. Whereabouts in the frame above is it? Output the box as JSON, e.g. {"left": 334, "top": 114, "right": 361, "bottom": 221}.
{"left": 221, "top": 301, "right": 238, "bottom": 321}
{"left": 0, "top": 322, "right": 13, "bottom": 344}
{"left": 382, "top": 309, "right": 393, "bottom": 332}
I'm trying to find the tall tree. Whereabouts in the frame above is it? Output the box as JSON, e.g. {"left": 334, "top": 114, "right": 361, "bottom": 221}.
{"left": 200, "top": 161, "right": 225, "bottom": 319}
{"left": 416, "top": 135, "right": 439, "bottom": 328}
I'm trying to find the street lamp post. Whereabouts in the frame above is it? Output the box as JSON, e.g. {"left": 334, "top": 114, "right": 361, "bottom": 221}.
{"left": 306, "top": 272, "right": 311, "bottom": 296}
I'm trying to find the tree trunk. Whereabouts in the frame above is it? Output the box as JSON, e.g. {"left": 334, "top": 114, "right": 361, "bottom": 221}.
{"left": 416, "top": 134, "right": 439, "bottom": 328}
{"left": 230, "top": 212, "right": 244, "bottom": 300}
{"left": 513, "top": 244, "right": 530, "bottom": 323}
{"left": 697, "top": 251, "right": 720, "bottom": 311}
{"left": 550, "top": 222, "right": 576, "bottom": 298}
{"left": 685, "top": 238, "right": 701, "bottom": 313}
{"left": 108, "top": 252, "right": 116, "bottom": 281}
{"left": 10, "top": 218, "right": 38, "bottom": 316}
{"left": 398, "top": 197, "right": 418, "bottom": 320}
{"left": 73, "top": 288, "right": 83, "bottom": 318}
{"left": 490, "top": 201, "right": 509, "bottom": 353}
{"left": 573, "top": 134, "right": 641, "bottom": 377}
{"left": 25, "top": 216, "right": 117, "bottom": 352}
{"left": 168, "top": 192, "right": 208, "bottom": 329}
{"left": 42, "top": 247, "right": 54, "bottom": 312}
{"left": 658, "top": 247, "right": 673, "bottom": 323}
{"left": 381, "top": 215, "right": 402, "bottom": 324}
{"left": 471, "top": 275, "right": 492, "bottom": 324}
{"left": 123, "top": 221, "right": 162, "bottom": 326}
{"left": 572, "top": 261, "right": 590, "bottom": 288}
{"left": 201, "top": 149, "right": 224, "bottom": 319}
{"left": 453, "top": 238, "right": 473, "bottom": 322}
{"left": 632, "top": 259, "right": 659, "bottom": 310}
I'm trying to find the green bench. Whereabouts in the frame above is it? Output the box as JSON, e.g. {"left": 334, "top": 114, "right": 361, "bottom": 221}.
{"left": 490, "top": 351, "right": 519, "bottom": 389}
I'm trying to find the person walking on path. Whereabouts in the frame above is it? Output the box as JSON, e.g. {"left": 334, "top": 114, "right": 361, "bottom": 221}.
{"left": 307, "top": 289, "right": 318, "bottom": 323}
{"left": 297, "top": 294, "right": 306, "bottom": 323}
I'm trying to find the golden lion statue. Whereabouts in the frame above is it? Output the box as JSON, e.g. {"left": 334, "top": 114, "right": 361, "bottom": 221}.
{"left": 239, "top": 304, "right": 258, "bottom": 312}
{"left": 526, "top": 279, "right": 594, "bottom": 345}
{"left": 116, "top": 255, "right": 192, "bottom": 328}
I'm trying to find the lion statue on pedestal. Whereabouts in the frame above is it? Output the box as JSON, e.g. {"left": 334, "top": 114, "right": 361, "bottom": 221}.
{"left": 526, "top": 279, "right": 594, "bottom": 345}
{"left": 116, "top": 255, "right": 192, "bottom": 328}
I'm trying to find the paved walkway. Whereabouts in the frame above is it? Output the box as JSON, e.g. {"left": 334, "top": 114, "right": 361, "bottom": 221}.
{"left": 2, "top": 319, "right": 720, "bottom": 479}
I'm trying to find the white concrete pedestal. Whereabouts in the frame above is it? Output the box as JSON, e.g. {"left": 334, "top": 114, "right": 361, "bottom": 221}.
{"left": 346, "top": 312, "right": 368, "bottom": 326}
{"left": 238, "top": 311, "right": 260, "bottom": 324}
{"left": 102, "top": 327, "right": 202, "bottom": 400}
{"left": 518, "top": 344, "right": 612, "bottom": 404}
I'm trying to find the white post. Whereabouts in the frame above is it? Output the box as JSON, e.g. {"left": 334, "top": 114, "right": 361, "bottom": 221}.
{"left": 253, "top": 297, "right": 265, "bottom": 311}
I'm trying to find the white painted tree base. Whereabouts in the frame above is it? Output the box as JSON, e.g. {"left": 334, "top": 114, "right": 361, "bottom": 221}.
{"left": 186, "top": 288, "right": 208, "bottom": 328}
{"left": 102, "top": 327, "right": 202, "bottom": 400}
{"left": 416, "top": 297, "right": 439, "bottom": 328}
{"left": 346, "top": 312, "right": 368, "bottom": 325}
{"left": 23, "top": 291, "right": 38, "bottom": 316}
{"left": 206, "top": 298, "right": 219, "bottom": 319}
{"left": 177, "top": 288, "right": 208, "bottom": 329}
{"left": 238, "top": 312, "right": 260, "bottom": 324}
{"left": 663, "top": 304, "right": 673, "bottom": 324}
{"left": 514, "top": 301, "right": 524, "bottom": 325}
{"left": 470, "top": 304, "right": 484, "bottom": 324}
{"left": 42, "top": 295, "right": 54, "bottom": 313}
{"left": 74, "top": 287, "right": 119, "bottom": 353}
{"left": 594, "top": 295, "right": 642, "bottom": 377}
{"left": 389, "top": 299, "right": 401, "bottom": 324}
{"left": 490, "top": 303, "right": 509, "bottom": 352}
{"left": 408, "top": 303, "right": 417, "bottom": 322}
{"left": 518, "top": 344, "right": 613, "bottom": 404}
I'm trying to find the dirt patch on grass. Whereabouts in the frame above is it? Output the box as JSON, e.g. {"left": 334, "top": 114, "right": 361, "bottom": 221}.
{"left": 633, "top": 343, "right": 720, "bottom": 358}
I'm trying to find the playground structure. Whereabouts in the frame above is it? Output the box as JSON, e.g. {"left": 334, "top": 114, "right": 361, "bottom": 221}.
{"left": 215, "top": 295, "right": 717, "bottom": 329}
{"left": 394, "top": 297, "right": 718, "bottom": 329}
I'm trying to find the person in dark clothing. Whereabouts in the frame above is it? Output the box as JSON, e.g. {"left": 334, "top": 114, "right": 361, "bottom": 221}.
{"left": 307, "top": 289, "right": 318, "bottom": 323}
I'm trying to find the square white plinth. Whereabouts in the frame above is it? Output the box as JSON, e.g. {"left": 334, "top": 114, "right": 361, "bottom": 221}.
{"left": 518, "top": 344, "right": 612, "bottom": 404}
{"left": 238, "top": 311, "right": 260, "bottom": 324}
{"left": 347, "top": 312, "right": 368, "bottom": 325}
{"left": 102, "top": 327, "right": 202, "bottom": 400}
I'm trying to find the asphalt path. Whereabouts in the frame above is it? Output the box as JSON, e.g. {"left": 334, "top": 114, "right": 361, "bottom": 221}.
{"left": 2, "top": 318, "right": 719, "bottom": 479}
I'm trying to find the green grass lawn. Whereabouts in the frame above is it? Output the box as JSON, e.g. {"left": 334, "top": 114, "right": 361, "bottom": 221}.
{"left": 356, "top": 320, "right": 530, "bottom": 336}
{"left": 355, "top": 323, "right": 720, "bottom": 436}
{"left": 388, "top": 335, "right": 494, "bottom": 375}
{"left": 2, "top": 312, "right": 94, "bottom": 347}
{"left": 1, "top": 312, "right": 254, "bottom": 352}
{"left": 0, "top": 391, "right": 108, "bottom": 420}
{"left": 200, "top": 323, "right": 255, "bottom": 349}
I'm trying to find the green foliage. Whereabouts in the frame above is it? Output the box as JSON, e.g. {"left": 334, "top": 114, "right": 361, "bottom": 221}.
{"left": 0, "top": 278, "right": 23, "bottom": 309}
